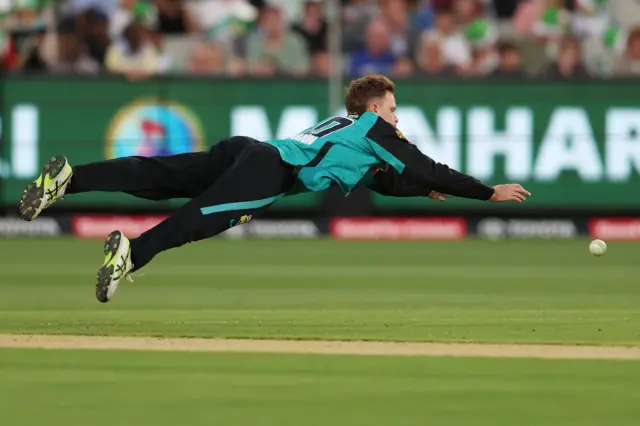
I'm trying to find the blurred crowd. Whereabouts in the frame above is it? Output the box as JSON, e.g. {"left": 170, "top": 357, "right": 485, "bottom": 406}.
{"left": 1, "top": 0, "right": 639, "bottom": 78}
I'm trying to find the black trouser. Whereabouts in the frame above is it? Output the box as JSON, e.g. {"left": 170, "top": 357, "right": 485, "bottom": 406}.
{"left": 67, "top": 136, "right": 295, "bottom": 271}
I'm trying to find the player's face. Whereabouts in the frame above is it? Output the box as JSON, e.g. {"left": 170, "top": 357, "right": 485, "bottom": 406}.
{"left": 370, "top": 92, "right": 399, "bottom": 127}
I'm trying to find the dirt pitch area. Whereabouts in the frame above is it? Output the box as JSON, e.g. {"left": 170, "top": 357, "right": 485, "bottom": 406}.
{"left": 1, "top": 334, "right": 639, "bottom": 359}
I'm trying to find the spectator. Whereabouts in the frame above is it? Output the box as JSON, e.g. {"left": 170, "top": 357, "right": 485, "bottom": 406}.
{"left": 145, "top": 13, "right": 173, "bottom": 74}
{"left": 110, "top": 1, "right": 159, "bottom": 39}
{"left": 415, "top": 32, "right": 454, "bottom": 75}
{"left": 380, "top": 0, "right": 421, "bottom": 60}
{"left": 245, "top": 3, "right": 309, "bottom": 76}
{"left": 188, "top": 41, "right": 226, "bottom": 75}
{"left": 422, "top": 6, "right": 472, "bottom": 70}
{"left": 63, "top": 0, "right": 117, "bottom": 16}
{"left": 544, "top": 35, "right": 589, "bottom": 77}
{"left": 519, "top": 0, "right": 572, "bottom": 67}
{"left": 494, "top": 40, "right": 524, "bottom": 76}
{"left": 186, "top": 40, "right": 244, "bottom": 76}
{"left": 616, "top": 27, "right": 640, "bottom": 76}
{"left": 155, "top": 0, "right": 198, "bottom": 34}
{"left": 105, "top": 20, "right": 160, "bottom": 79}
{"left": 513, "top": 0, "right": 546, "bottom": 35}
{"left": 531, "top": 0, "right": 570, "bottom": 46}
{"left": 454, "top": 0, "right": 481, "bottom": 27}
{"left": 50, "top": 15, "right": 100, "bottom": 74}
{"left": 471, "top": 44, "right": 499, "bottom": 75}
{"left": 111, "top": 0, "right": 137, "bottom": 39}
{"left": 313, "top": 50, "right": 331, "bottom": 76}
{"left": 465, "top": 18, "right": 499, "bottom": 75}
{"left": 291, "top": 0, "right": 328, "bottom": 55}
{"left": 492, "top": 0, "right": 519, "bottom": 19}
{"left": 342, "top": 0, "right": 378, "bottom": 51}
{"left": 571, "top": 0, "right": 610, "bottom": 39}
{"left": 348, "top": 19, "right": 396, "bottom": 76}
{"left": 391, "top": 56, "right": 415, "bottom": 76}
{"left": 81, "top": 7, "right": 111, "bottom": 67}
{"left": 109, "top": 2, "right": 170, "bottom": 73}
{"left": 410, "top": 0, "right": 436, "bottom": 32}
{"left": 3, "top": 0, "right": 48, "bottom": 72}
{"left": 580, "top": 25, "right": 621, "bottom": 77}
{"left": 262, "top": 0, "right": 305, "bottom": 23}
{"left": 191, "top": 0, "right": 257, "bottom": 48}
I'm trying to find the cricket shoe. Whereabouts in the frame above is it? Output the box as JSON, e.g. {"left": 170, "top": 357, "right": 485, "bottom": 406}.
{"left": 19, "top": 156, "right": 73, "bottom": 221}
{"left": 96, "top": 231, "right": 135, "bottom": 303}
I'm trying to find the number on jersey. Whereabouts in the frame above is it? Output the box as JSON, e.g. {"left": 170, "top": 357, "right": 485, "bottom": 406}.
{"left": 290, "top": 117, "right": 354, "bottom": 145}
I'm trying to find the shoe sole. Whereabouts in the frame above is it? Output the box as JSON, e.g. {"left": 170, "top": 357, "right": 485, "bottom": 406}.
{"left": 19, "top": 156, "right": 68, "bottom": 222}
{"left": 96, "top": 231, "right": 130, "bottom": 303}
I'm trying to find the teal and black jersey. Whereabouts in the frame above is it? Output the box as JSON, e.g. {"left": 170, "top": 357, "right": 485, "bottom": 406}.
{"left": 264, "top": 112, "right": 494, "bottom": 201}
{"left": 265, "top": 112, "right": 388, "bottom": 195}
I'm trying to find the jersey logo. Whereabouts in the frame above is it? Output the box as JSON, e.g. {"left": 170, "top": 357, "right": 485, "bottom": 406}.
{"left": 395, "top": 128, "right": 414, "bottom": 145}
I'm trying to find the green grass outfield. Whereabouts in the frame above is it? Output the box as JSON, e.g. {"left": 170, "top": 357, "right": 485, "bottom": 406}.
{"left": 1, "top": 237, "right": 640, "bottom": 426}
{"left": 1, "top": 349, "right": 640, "bottom": 426}
{"left": 0, "top": 238, "right": 638, "bottom": 345}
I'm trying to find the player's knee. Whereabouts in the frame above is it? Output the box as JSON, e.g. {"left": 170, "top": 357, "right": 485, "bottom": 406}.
{"left": 209, "top": 136, "right": 253, "bottom": 158}
{"left": 227, "top": 136, "right": 256, "bottom": 150}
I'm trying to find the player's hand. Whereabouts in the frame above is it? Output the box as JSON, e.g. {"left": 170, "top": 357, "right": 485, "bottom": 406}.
{"left": 428, "top": 191, "right": 452, "bottom": 203}
{"left": 489, "top": 184, "right": 531, "bottom": 203}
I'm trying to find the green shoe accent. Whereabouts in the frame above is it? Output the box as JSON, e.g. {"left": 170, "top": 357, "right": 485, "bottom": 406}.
{"left": 96, "top": 231, "right": 133, "bottom": 303}
{"left": 18, "top": 156, "right": 72, "bottom": 221}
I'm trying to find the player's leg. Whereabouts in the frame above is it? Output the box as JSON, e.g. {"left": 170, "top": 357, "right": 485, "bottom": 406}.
{"left": 68, "top": 137, "right": 253, "bottom": 199}
{"left": 68, "top": 153, "right": 217, "bottom": 200}
{"left": 18, "top": 137, "right": 253, "bottom": 221}
{"left": 95, "top": 141, "right": 294, "bottom": 303}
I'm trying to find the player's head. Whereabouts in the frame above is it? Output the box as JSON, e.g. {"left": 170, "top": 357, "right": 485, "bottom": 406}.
{"left": 345, "top": 74, "right": 398, "bottom": 127}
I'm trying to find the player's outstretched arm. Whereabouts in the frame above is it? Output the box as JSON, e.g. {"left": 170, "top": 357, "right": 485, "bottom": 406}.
{"left": 365, "top": 117, "right": 530, "bottom": 203}
{"left": 367, "top": 167, "right": 451, "bottom": 202}
{"left": 367, "top": 166, "right": 429, "bottom": 196}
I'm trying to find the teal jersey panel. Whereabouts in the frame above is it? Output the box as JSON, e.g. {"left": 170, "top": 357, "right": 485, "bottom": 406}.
{"left": 265, "top": 112, "right": 399, "bottom": 195}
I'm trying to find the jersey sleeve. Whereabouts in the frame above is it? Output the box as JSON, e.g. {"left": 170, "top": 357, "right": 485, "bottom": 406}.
{"left": 365, "top": 116, "right": 495, "bottom": 201}
{"left": 367, "top": 167, "right": 432, "bottom": 197}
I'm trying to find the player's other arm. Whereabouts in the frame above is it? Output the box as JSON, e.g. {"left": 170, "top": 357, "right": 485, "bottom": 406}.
{"left": 368, "top": 167, "right": 427, "bottom": 195}
{"left": 369, "top": 168, "right": 450, "bottom": 201}
{"left": 365, "top": 117, "right": 530, "bottom": 202}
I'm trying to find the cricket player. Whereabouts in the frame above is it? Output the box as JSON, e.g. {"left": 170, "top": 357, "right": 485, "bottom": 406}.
{"left": 18, "top": 74, "right": 530, "bottom": 303}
